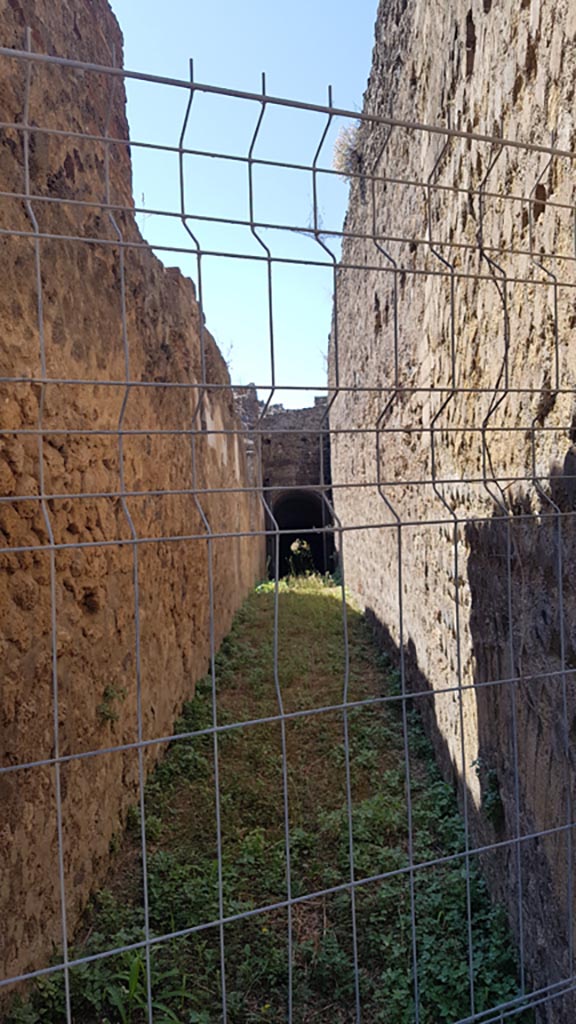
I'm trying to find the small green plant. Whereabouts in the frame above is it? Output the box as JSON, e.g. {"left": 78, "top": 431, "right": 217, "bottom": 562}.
{"left": 472, "top": 757, "right": 506, "bottom": 830}
{"left": 330, "top": 562, "right": 343, "bottom": 586}
{"left": 145, "top": 814, "right": 163, "bottom": 843}
{"left": 126, "top": 803, "right": 140, "bottom": 833}
{"left": 97, "top": 683, "right": 127, "bottom": 725}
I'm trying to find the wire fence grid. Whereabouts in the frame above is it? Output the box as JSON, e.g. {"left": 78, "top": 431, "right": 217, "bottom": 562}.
{"left": 1, "top": 33, "right": 576, "bottom": 1024}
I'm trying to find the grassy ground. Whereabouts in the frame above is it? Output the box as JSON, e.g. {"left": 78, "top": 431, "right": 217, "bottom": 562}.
{"left": 9, "top": 576, "right": 531, "bottom": 1024}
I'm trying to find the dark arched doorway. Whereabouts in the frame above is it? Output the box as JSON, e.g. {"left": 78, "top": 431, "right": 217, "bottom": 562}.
{"left": 268, "top": 490, "right": 334, "bottom": 577}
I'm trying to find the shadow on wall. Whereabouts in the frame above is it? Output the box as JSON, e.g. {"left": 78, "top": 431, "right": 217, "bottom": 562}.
{"left": 267, "top": 490, "right": 335, "bottom": 577}
{"left": 465, "top": 462, "right": 576, "bottom": 1020}
{"left": 365, "top": 458, "right": 576, "bottom": 1023}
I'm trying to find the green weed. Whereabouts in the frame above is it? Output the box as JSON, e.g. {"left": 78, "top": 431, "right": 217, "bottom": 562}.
{"left": 8, "top": 576, "right": 532, "bottom": 1024}
{"left": 96, "top": 684, "right": 127, "bottom": 726}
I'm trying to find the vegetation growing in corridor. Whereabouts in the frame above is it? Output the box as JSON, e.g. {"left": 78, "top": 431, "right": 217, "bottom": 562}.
{"left": 9, "top": 577, "right": 531, "bottom": 1024}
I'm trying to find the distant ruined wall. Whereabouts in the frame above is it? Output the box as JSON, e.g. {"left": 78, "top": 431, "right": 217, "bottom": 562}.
{"left": 234, "top": 391, "right": 332, "bottom": 573}
{"left": 234, "top": 389, "right": 331, "bottom": 497}
{"left": 260, "top": 398, "right": 330, "bottom": 497}
{"left": 330, "top": 0, "right": 576, "bottom": 1017}
{"left": 0, "top": 0, "right": 264, "bottom": 985}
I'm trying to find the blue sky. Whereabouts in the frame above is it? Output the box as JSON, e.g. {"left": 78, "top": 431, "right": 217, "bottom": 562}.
{"left": 111, "top": 0, "right": 378, "bottom": 406}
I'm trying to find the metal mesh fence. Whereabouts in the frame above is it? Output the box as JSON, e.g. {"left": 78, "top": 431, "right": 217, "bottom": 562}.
{"left": 1, "top": 33, "right": 576, "bottom": 1024}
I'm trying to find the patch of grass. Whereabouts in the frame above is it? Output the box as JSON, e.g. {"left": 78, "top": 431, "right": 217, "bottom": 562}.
{"left": 8, "top": 576, "right": 532, "bottom": 1023}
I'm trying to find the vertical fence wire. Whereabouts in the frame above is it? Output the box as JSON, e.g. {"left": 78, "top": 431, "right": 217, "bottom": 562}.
{"left": 528, "top": 143, "right": 574, "bottom": 978}
{"left": 179, "top": 66, "right": 229, "bottom": 1017}
{"left": 371, "top": 125, "right": 421, "bottom": 1024}
{"left": 104, "top": 49, "right": 156, "bottom": 1024}
{"left": 261, "top": 493, "right": 294, "bottom": 1021}
{"left": 21, "top": 27, "right": 73, "bottom": 1024}
{"left": 427, "top": 127, "right": 477, "bottom": 1019}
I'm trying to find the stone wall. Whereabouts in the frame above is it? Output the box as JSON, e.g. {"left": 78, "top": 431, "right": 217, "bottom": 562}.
{"left": 330, "top": 0, "right": 576, "bottom": 1017}
{"left": 260, "top": 398, "right": 330, "bottom": 496}
{"left": 0, "top": 0, "right": 264, "bottom": 985}
{"left": 235, "top": 392, "right": 333, "bottom": 574}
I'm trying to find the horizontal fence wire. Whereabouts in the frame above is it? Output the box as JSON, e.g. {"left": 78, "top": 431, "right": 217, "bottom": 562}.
{"left": 1, "top": 32, "right": 576, "bottom": 1024}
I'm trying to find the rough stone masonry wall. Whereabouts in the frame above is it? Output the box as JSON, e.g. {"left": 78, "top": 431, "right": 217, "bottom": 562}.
{"left": 0, "top": 0, "right": 264, "bottom": 985}
{"left": 330, "top": 0, "right": 576, "bottom": 1016}
{"left": 234, "top": 389, "right": 330, "bottom": 499}
{"left": 260, "top": 398, "right": 330, "bottom": 496}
